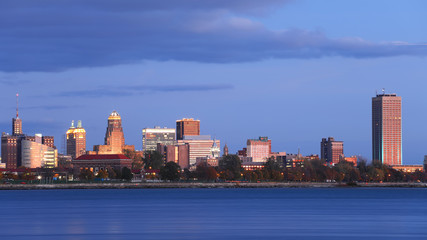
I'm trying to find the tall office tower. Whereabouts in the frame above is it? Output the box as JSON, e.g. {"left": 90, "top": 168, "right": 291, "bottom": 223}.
{"left": 93, "top": 111, "right": 134, "bottom": 154}
{"left": 320, "top": 137, "right": 344, "bottom": 164}
{"left": 372, "top": 92, "right": 402, "bottom": 165}
{"left": 104, "top": 111, "right": 125, "bottom": 153}
{"left": 176, "top": 118, "right": 200, "bottom": 140}
{"left": 12, "top": 93, "right": 22, "bottom": 135}
{"left": 247, "top": 137, "right": 272, "bottom": 162}
{"left": 142, "top": 127, "right": 175, "bottom": 151}
{"left": 66, "top": 120, "right": 87, "bottom": 159}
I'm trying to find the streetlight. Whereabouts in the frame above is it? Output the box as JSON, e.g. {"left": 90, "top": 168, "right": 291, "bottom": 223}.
{"left": 37, "top": 175, "right": 42, "bottom": 184}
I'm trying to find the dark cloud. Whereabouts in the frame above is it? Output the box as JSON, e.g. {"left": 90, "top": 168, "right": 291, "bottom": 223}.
{"left": 0, "top": 0, "right": 426, "bottom": 72}
{"left": 57, "top": 84, "right": 234, "bottom": 98}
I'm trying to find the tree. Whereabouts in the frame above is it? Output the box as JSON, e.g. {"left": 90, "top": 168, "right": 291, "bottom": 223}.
{"left": 96, "top": 169, "right": 109, "bottom": 179}
{"left": 121, "top": 167, "right": 133, "bottom": 181}
{"left": 79, "top": 169, "right": 95, "bottom": 181}
{"left": 160, "top": 162, "right": 181, "bottom": 181}
{"left": 143, "top": 151, "right": 164, "bottom": 170}
{"left": 219, "top": 154, "right": 242, "bottom": 180}
{"left": 196, "top": 163, "right": 218, "bottom": 181}
{"left": 124, "top": 149, "right": 144, "bottom": 170}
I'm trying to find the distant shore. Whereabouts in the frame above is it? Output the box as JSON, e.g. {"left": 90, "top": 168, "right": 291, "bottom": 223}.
{"left": 1, "top": 182, "right": 427, "bottom": 190}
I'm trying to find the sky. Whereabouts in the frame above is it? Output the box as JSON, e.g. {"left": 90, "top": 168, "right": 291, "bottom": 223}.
{"left": 1, "top": 0, "right": 427, "bottom": 164}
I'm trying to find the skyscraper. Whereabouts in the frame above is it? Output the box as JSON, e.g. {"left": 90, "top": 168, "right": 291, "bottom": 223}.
{"left": 176, "top": 118, "right": 200, "bottom": 140}
{"left": 320, "top": 137, "right": 344, "bottom": 164}
{"left": 93, "top": 111, "right": 134, "bottom": 154}
{"left": 372, "top": 92, "right": 402, "bottom": 165}
{"left": 142, "top": 127, "right": 175, "bottom": 151}
{"left": 105, "top": 111, "right": 125, "bottom": 152}
{"left": 12, "top": 93, "right": 22, "bottom": 136}
{"left": 66, "top": 120, "right": 86, "bottom": 159}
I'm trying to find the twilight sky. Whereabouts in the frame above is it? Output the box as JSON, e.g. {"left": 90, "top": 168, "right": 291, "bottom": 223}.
{"left": 1, "top": 0, "right": 426, "bottom": 164}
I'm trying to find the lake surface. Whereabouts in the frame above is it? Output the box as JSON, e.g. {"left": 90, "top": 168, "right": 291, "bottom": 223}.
{"left": 0, "top": 188, "right": 426, "bottom": 240}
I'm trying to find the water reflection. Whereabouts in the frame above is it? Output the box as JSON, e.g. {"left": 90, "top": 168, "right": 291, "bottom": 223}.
{"left": 0, "top": 188, "right": 426, "bottom": 239}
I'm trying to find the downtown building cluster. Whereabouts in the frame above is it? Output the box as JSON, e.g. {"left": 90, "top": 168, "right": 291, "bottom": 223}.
{"left": 1, "top": 91, "right": 426, "bottom": 179}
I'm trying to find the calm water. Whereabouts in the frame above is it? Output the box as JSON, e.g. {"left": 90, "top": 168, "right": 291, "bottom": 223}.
{"left": 0, "top": 188, "right": 426, "bottom": 240}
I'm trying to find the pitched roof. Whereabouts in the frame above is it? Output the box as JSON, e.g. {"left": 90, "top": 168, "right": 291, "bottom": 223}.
{"left": 75, "top": 154, "right": 130, "bottom": 160}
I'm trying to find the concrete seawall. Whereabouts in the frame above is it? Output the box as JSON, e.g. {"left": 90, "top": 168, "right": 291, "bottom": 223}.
{"left": 1, "top": 182, "right": 427, "bottom": 190}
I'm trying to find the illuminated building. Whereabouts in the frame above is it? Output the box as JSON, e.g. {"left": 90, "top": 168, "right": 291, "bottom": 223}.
{"left": 372, "top": 92, "right": 402, "bottom": 165}
{"left": 247, "top": 137, "right": 271, "bottom": 162}
{"left": 176, "top": 118, "right": 200, "bottom": 140}
{"left": 321, "top": 137, "right": 344, "bottom": 164}
{"left": 1, "top": 94, "right": 55, "bottom": 168}
{"left": 177, "top": 135, "right": 220, "bottom": 165}
{"left": 66, "top": 120, "right": 86, "bottom": 159}
{"left": 390, "top": 165, "right": 423, "bottom": 173}
{"left": 12, "top": 93, "right": 22, "bottom": 136}
{"left": 142, "top": 127, "right": 175, "bottom": 151}
{"left": 340, "top": 155, "right": 357, "bottom": 166}
{"left": 72, "top": 154, "right": 132, "bottom": 174}
{"left": 21, "top": 134, "right": 57, "bottom": 168}
{"left": 161, "top": 144, "right": 190, "bottom": 169}
{"left": 93, "top": 111, "right": 134, "bottom": 154}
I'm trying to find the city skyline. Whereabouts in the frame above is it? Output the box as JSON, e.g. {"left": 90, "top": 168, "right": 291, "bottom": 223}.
{"left": 1, "top": 1, "right": 427, "bottom": 164}
{"left": 0, "top": 91, "right": 416, "bottom": 166}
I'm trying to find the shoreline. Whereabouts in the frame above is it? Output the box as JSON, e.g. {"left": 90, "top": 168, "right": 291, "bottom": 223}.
{"left": 0, "top": 182, "right": 427, "bottom": 190}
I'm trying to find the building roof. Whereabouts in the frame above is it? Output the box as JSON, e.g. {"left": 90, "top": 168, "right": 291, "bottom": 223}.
{"left": 108, "top": 111, "right": 121, "bottom": 120}
{"left": 75, "top": 154, "right": 130, "bottom": 160}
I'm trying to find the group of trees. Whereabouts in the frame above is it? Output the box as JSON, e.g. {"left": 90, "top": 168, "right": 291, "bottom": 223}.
{"left": 77, "top": 150, "right": 427, "bottom": 183}
{"left": 79, "top": 167, "right": 133, "bottom": 181}
{"left": 196, "top": 155, "right": 427, "bottom": 183}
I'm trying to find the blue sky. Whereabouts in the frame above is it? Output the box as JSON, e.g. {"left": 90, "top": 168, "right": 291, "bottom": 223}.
{"left": 1, "top": 0, "right": 426, "bottom": 164}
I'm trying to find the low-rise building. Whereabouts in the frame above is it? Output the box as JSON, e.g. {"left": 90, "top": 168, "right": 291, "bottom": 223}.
{"left": 72, "top": 154, "right": 132, "bottom": 174}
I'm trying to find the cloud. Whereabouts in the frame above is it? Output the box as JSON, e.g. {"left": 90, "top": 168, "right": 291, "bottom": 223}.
{"left": 57, "top": 84, "right": 234, "bottom": 98}
{"left": 0, "top": 0, "right": 426, "bottom": 72}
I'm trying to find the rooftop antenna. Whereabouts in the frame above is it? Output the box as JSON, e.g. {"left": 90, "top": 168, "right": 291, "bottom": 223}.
{"left": 16, "top": 93, "right": 19, "bottom": 119}
{"left": 382, "top": 88, "right": 385, "bottom": 94}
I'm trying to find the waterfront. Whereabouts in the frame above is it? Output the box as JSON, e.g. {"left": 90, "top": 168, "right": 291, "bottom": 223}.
{"left": 0, "top": 188, "right": 426, "bottom": 239}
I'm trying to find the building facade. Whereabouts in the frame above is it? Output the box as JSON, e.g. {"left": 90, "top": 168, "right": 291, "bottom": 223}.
{"left": 177, "top": 135, "right": 220, "bottom": 166}
{"left": 176, "top": 118, "right": 200, "bottom": 140}
{"left": 21, "top": 135, "right": 57, "bottom": 168}
{"left": 93, "top": 111, "right": 134, "bottom": 154}
{"left": 142, "top": 127, "right": 175, "bottom": 151}
{"left": 72, "top": 154, "right": 132, "bottom": 174}
{"left": 372, "top": 93, "right": 402, "bottom": 165}
{"left": 247, "top": 137, "right": 271, "bottom": 162}
{"left": 321, "top": 137, "right": 344, "bottom": 164}
{"left": 66, "top": 120, "right": 86, "bottom": 159}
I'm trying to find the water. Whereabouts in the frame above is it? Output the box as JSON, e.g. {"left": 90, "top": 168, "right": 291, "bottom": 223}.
{"left": 0, "top": 188, "right": 426, "bottom": 239}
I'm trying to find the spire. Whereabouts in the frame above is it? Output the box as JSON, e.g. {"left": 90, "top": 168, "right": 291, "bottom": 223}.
{"left": 16, "top": 93, "right": 19, "bottom": 119}
{"left": 71, "top": 120, "right": 75, "bottom": 128}
{"left": 77, "top": 120, "right": 82, "bottom": 128}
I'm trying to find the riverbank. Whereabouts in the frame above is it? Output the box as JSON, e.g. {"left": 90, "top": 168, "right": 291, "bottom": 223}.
{"left": 1, "top": 182, "right": 427, "bottom": 190}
